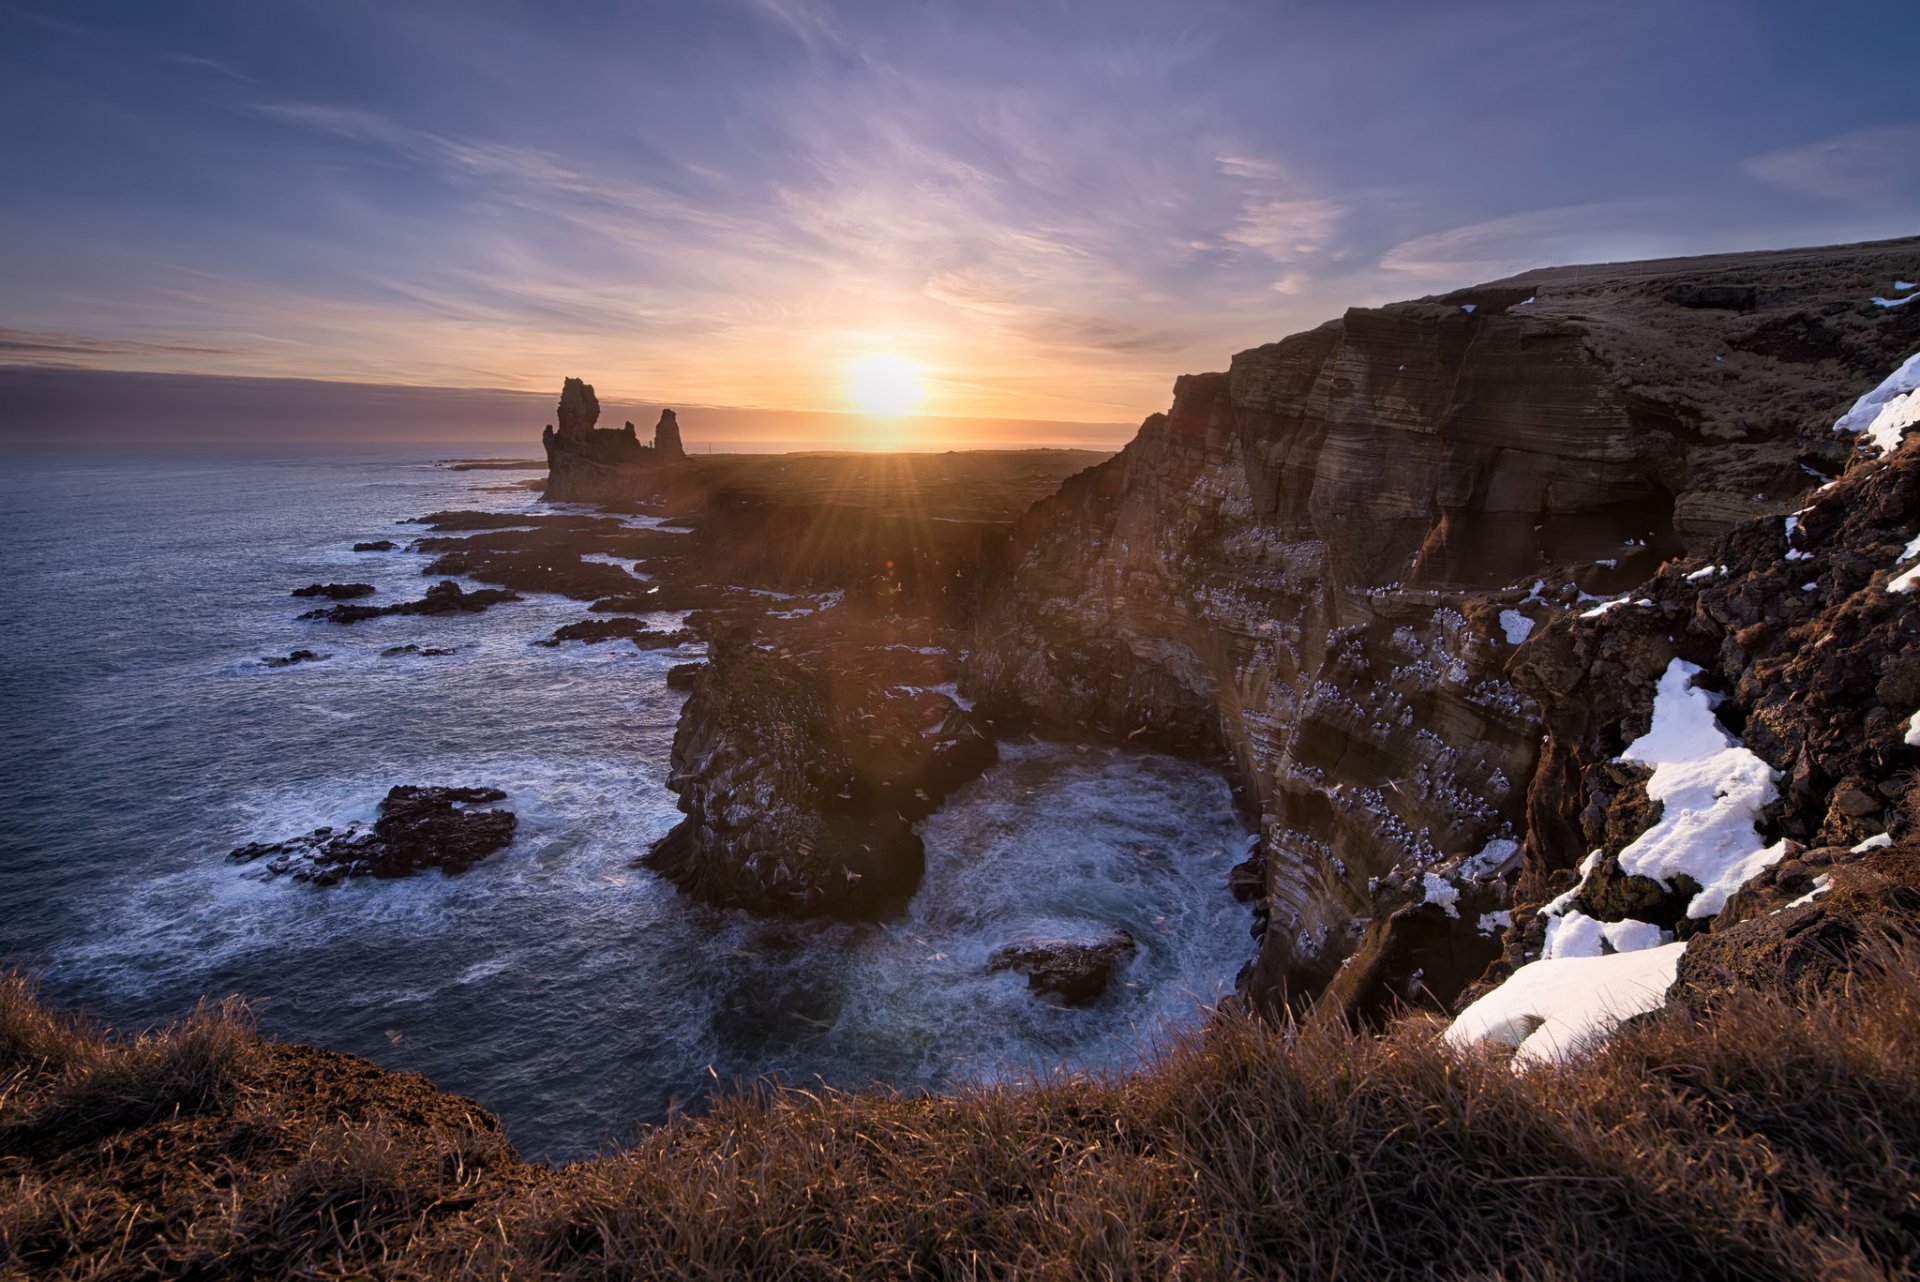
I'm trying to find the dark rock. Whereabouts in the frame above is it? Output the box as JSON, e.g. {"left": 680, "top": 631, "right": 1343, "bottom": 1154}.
{"left": 666, "top": 662, "right": 706, "bottom": 690}
{"left": 300, "top": 580, "right": 520, "bottom": 624}
{"left": 262, "top": 650, "right": 329, "bottom": 668}
{"left": 987, "top": 932, "right": 1137, "bottom": 1004}
{"left": 352, "top": 539, "right": 398, "bottom": 552}
{"left": 642, "top": 635, "right": 995, "bottom": 920}
{"left": 535, "top": 618, "right": 694, "bottom": 648}
{"left": 291, "top": 582, "right": 376, "bottom": 599}
{"left": 541, "top": 377, "right": 685, "bottom": 503}
{"left": 228, "top": 786, "right": 515, "bottom": 883}
{"left": 381, "top": 644, "right": 456, "bottom": 658}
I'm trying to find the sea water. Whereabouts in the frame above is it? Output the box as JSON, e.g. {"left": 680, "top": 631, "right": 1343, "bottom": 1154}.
{"left": 0, "top": 449, "right": 1250, "bottom": 1159}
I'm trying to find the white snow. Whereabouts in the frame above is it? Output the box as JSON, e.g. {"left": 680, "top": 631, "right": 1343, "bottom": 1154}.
{"left": 1889, "top": 534, "right": 1920, "bottom": 593}
{"left": 1908, "top": 710, "right": 1920, "bottom": 748}
{"left": 1873, "top": 293, "right": 1919, "bottom": 309}
{"left": 1603, "top": 918, "right": 1666, "bottom": 953}
{"left": 1897, "top": 281, "right": 1917, "bottom": 291}
{"left": 1542, "top": 908, "right": 1605, "bottom": 959}
{"left": 1422, "top": 872, "right": 1460, "bottom": 917}
{"left": 1477, "top": 909, "right": 1512, "bottom": 934}
{"left": 1460, "top": 304, "right": 1477, "bottom": 314}
{"left": 1499, "top": 609, "right": 1535, "bottom": 645}
{"left": 1518, "top": 296, "right": 1536, "bottom": 306}
{"left": 1615, "top": 659, "right": 1786, "bottom": 919}
{"left": 1445, "top": 941, "right": 1687, "bottom": 1067}
{"left": 1684, "top": 564, "right": 1725, "bottom": 582}
{"left": 1579, "top": 597, "right": 1628, "bottom": 618}
{"left": 1785, "top": 875, "right": 1832, "bottom": 909}
{"left": 1853, "top": 833, "right": 1892, "bottom": 852}
{"left": 1835, "top": 351, "right": 1920, "bottom": 455}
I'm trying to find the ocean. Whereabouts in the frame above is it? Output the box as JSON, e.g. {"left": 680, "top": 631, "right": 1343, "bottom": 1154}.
{"left": 0, "top": 449, "right": 1251, "bottom": 1160}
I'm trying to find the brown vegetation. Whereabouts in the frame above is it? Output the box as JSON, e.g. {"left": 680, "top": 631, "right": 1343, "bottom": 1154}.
{"left": 6, "top": 938, "right": 1919, "bottom": 1279}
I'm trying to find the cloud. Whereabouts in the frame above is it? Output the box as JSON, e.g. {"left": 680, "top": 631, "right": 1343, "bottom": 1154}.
{"left": 1377, "top": 202, "right": 1660, "bottom": 283}
{"left": 0, "top": 327, "right": 244, "bottom": 365}
{"left": 1743, "top": 123, "right": 1920, "bottom": 201}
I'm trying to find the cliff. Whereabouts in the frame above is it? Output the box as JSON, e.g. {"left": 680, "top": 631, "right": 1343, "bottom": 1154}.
{"left": 541, "top": 377, "right": 685, "bottom": 503}
{"left": 964, "top": 236, "right": 1920, "bottom": 1013}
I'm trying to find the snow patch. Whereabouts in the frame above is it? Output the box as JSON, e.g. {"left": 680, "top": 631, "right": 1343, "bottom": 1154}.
{"left": 1872, "top": 293, "right": 1919, "bottom": 309}
{"left": 1460, "top": 304, "right": 1476, "bottom": 314}
{"left": 1908, "top": 711, "right": 1920, "bottom": 748}
{"left": 1835, "top": 351, "right": 1920, "bottom": 455}
{"left": 1421, "top": 872, "right": 1460, "bottom": 918}
{"left": 1684, "top": 564, "right": 1725, "bottom": 582}
{"left": 1477, "top": 909, "right": 1512, "bottom": 935}
{"left": 1499, "top": 609, "right": 1535, "bottom": 645}
{"left": 1616, "top": 659, "right": 1785, "bottom": 918}
{"left": 1445, "top": 942, "right": 1687, "bottom": 1067}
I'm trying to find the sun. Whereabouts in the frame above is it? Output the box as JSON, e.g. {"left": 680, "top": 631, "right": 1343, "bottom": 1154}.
{"left": 847, "top": 352, "right": 925, "bottom": 416}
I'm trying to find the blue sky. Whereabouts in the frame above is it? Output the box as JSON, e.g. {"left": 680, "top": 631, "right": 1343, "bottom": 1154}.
{"left": 1, "top": 0, "right": 1915, "bottom": 427}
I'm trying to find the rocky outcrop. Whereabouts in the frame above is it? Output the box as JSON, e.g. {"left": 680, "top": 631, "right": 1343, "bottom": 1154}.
{"left": 1463, "top": 379, "right": 1920, "bottom": 1003}
{"left": 535, "top": 618, "right": 694, "bottom": 648}
{"left": 290, "top": 582, "right": 375, "bottom": 599}
{"left": 229, "top": 786, "right": 516, "bottom": 885}
{"left": 644, "top": 632, "right": 996, "bottom": 920}
{"left": 541, "top": 378, "right": 684, "bottom": 502}
{"left": 298, "top": 579, "right": 519, "bottom": 623}
{"left": 988, "top": 932, "right": 1137, "bottom": 1004}
{"left": 964, "top": 236, "right": 1920, "bottom": 1016}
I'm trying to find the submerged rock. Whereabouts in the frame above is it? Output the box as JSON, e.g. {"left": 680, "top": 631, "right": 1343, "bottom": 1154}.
{"left": 665, "top": 661, "right": 705, "bottom": 690}
{"left": 262, "top": 649, "right": 330, "bottom": 668}
{"left": 299, "top": 580, "right": 520, "bottom": 623}
{"left": 291, "top": 582, "right": 376, "bottom": 599}
{"left": 229, "top": 785, "right": 516, "bottom": 885}
{"left": 352, "top": 539, "right": 398, "bottom": 552}
{"left": 381, "top": 643, "right": 456, "bottom": 658}
{"left": 987, "top": 932, "right": 1138, "bottom": 1004}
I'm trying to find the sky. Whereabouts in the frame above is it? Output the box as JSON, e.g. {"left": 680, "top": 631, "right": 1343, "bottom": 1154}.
{"left": 1, "top": 0, "right": 1916, "bottom": 446}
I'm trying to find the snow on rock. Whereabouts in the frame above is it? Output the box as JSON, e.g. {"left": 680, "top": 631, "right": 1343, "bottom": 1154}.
{"left": 1477, "top": 909, "right": 1512, "bottom": 934}
{"left": 1445, "top": 941, "right": 1687, "bottom": 1067}
{"left": 1499, "top": 609, "right": 1535, "bottom": 645}
{"left": 1872, "top": 293, "right": 1919, "bottom": 309}
{"left": 1616, "top": 659, "right": 1786, "bottom": 919}
{"left": 1542, "top": 908, "right": 1605, "bottom": 959}
{"left": 1684, "top": 564, "right": 1725, "bottom": 582}
{"left": 1421, "top": 872, "right": 1460, "bottom": 917}
{"left": 1835, "top": 351, "right": 1920, "bottom": 455}
{"left": 1888, "top": 534, "right": 1920, "bottom": 594}
{"left": 1907, "top": 710, "right": 1920, "bottom": 748}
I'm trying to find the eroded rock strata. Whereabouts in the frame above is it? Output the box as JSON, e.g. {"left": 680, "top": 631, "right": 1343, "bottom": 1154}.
{"left": 963, "top": 236, "right": 1920, "bottom": 1015}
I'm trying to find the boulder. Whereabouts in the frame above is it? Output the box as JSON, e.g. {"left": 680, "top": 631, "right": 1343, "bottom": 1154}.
{"left": 987, "top": 932, "right": 1138, "bottom": 1004}
{"left": 228, "top": 786, "right": 516, "bottom": 885}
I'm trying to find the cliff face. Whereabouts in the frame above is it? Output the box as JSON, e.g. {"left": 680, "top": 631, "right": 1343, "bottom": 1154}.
{"left": 964, "top": 237, "right": 1920, "bottom": 1012}
{"left": 542, "top": 378, "right": 684, "bottom": 503}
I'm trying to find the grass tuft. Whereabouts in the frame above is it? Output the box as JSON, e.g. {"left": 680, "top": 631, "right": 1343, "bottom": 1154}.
{"left": 4, "top": 946, "right": 1920, "bottom": 1278}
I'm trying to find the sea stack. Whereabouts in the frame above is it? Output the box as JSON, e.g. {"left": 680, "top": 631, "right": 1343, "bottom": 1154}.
{"left": 541, "top": 377, "right": 683, "bottom": 502}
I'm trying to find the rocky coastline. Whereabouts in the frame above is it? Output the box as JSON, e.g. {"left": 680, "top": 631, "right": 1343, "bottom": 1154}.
{"left": 261, "top": 236, "right": 1919, "bottom": 1051}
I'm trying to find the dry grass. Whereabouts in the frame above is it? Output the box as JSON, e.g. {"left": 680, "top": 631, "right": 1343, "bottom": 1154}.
{"left": 3, "top": 951, "right": 1918, "bottom": 1280}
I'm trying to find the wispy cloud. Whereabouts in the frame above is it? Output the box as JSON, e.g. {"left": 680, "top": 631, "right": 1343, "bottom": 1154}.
{"left": 0, "top": 327, "right": 245, "bottom": 364}
{"left": 1743, "top": 123, "right": 1920, "bottom": 201}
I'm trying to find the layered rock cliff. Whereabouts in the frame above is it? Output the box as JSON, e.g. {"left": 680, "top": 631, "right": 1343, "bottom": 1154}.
{"left": 541, "top": 377, "right": 685, "bottom": 502}
{"left": 964, "top": 236, "right": 1920, "bottom": 1014}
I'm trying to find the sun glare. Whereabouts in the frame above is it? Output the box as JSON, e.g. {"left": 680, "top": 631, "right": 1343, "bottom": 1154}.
{"left": 848, "top": 352, "right": 925, "bottom": 416}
